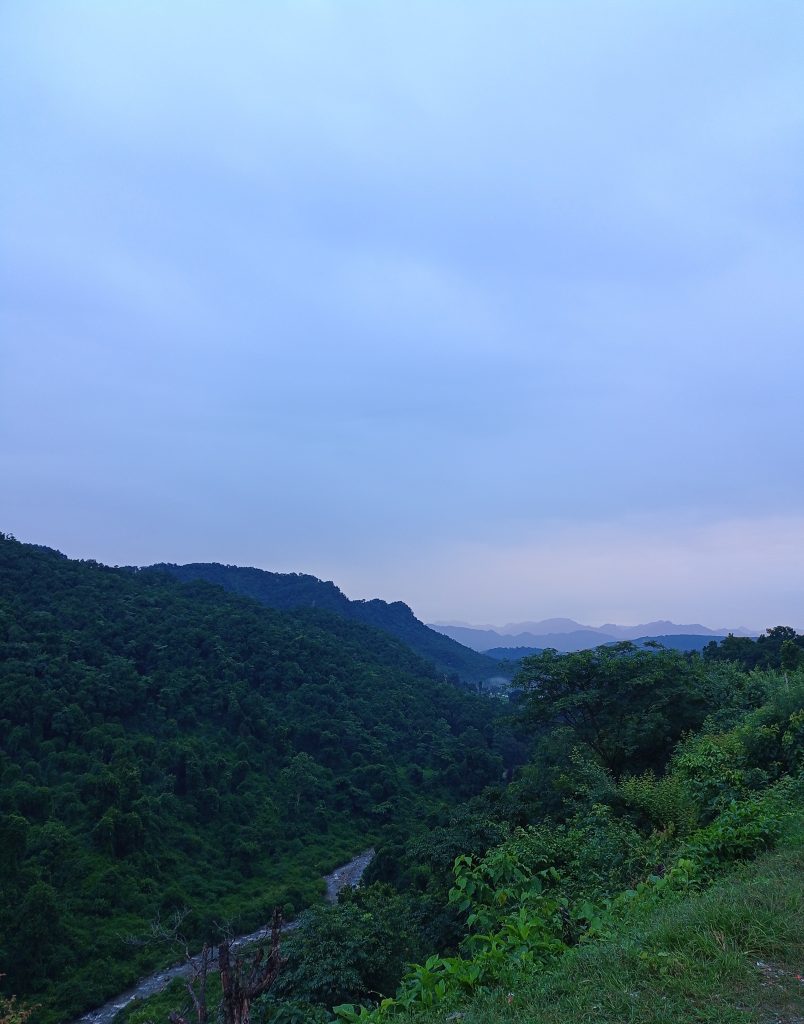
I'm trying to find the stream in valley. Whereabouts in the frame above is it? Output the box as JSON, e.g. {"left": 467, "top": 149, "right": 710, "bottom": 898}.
{"left": 72, "top": 849, "right": 376, "bottom": 1024}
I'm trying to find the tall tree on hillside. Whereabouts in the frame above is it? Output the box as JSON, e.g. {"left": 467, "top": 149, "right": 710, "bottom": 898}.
{"left": 514, "top": 643, "right": 708, "bottom": 777}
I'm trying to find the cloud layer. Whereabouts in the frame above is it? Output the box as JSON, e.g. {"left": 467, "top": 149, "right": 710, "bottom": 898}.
{"left": 2, "top": 2, "right": 803, "bottom": 627}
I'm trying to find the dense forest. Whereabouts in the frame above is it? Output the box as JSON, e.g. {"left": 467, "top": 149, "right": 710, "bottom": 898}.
{"left": 703, "top": 626, "right": 804, "bottom": 671}
{"left": 1, "top": 534, "right": 802, "bottom": 1024}
{"left": 143, "top": 563, "right": 502, "bottom": 685}
{"left": 0, "top": 535, "right": 515, "bottom": 1022}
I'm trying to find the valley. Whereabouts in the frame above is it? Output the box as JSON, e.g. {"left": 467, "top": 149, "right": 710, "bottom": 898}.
{"left": 75, "top": 850, "right": 375, "bottom": 1024}
{"left": 1, "top": 533, "right": 801, "bottom": 1024}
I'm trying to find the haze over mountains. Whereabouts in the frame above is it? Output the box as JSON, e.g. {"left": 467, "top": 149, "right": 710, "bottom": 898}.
{"left": 429, "top": 618, "right": 757, "bottom": 654}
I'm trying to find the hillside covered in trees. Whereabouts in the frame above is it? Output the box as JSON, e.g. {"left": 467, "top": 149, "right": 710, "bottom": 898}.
{"left": 143, "top": 563, "right": 502, "bottom": 685}
{"left": 1, "top": 533, "right": 802, "bottom": 1024}
{"left": 121, "top": 639, "right": 803, "bottom": 1024}
{"left": 0, "top": 535, "right": 514, "bottom": 1023}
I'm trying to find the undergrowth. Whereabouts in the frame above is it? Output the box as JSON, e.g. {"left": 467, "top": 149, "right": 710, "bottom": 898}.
{"left": 397, "top": 837, "right": 804, "bottom": 1024}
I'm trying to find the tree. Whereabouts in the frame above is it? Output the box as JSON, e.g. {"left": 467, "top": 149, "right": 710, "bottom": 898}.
{"left": 164, "top": 909, "right": 286, "bottom": 1024}
{"left": 275, "top": 885, "right": 424, "bottom": 1006}
{"left": 13, "top": 882, "right": 64, "bottom": 989}
{"left": 514, "top": 643, "right": 708, "bottom": 777}
{"left": 280, "top": 752, "right": 323, "bottom": 814}
{"left": 703, "top": 633, "right": 757, "bottom": 666}
{"left": 704, "top": 627, "right": 804, "bottom": 672}
{"left": 168, "top": 945, "right": 214, "bottom": 1024}
{"left": 780, "top": 639, "right": 801, "bottom": 672}
{"left": 218, "top": 912, "right": 285, "bottom": 1024}
{"left": 0, "top": 815, "right": 28, "bottom": 877}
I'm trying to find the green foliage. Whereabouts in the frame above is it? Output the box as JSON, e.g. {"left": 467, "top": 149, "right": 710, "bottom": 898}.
{"left": 329, "top": 667, "right": 802, "bottom": 1024}
{"left": 332, "top": 790, "right": 799, "bottom": 1023}
{"left": 4, "top": 532, "right": 803, "bottom": 1024}
{"left": 252, "top": 994, "right": 330, "bottom": 1024}
{"left": 148, "top": 561, "right": 501, "bottom": 684}
{"left": 390, "top": 842, "right": 804, "bottom": 1024}
{"left": 514, "top": 643, "right": 711, "bottom": 776}
{"left": 275, "top": 884, "right": 426, "bottom": 1005}
{"left": 671, "top": 675, "right": 804, "bottom": 818}
{"left": 704, "top": 624, "right": 804, "bottom": 671}
{"left": 479, "top": 805, "right": 649, "bottom": 899}
{"left": 680, "top": 784, "right": 789, "bottom": 873}
{"left": 618, "top": 770, "right": 700, "bottom": 836}
{"left": 391, "top": 807, "right": 511, "bottom": 894}
{"left": 0, "top": 535, "right": 509, "bottom": 1022}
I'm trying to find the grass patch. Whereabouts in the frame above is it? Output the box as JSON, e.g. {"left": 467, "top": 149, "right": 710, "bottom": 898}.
{"left": 401, "top": 842, "right": 803, "bottom": 1024}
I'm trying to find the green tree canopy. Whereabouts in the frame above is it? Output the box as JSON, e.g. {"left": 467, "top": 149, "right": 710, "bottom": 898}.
{"left": 514, "top": 643, "right": 709, "bottom": 777}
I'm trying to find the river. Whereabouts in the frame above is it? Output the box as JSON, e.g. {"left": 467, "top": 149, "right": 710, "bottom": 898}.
{"left": 71, "top": 848, "right": 375, "bottom": 1024}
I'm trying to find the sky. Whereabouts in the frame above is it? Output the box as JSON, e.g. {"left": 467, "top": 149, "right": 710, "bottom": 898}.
{"left": 2, "top": 1, "right": 803, "bottom": 630}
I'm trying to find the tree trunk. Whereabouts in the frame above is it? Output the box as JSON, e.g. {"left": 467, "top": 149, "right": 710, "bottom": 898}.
{"left": 218, "top": 908, "right": 285, "bottom": 1024}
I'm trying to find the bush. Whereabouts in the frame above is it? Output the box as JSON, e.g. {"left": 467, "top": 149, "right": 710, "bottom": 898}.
{"left": 619, "top": 770, "right": 700, "bottom": 836}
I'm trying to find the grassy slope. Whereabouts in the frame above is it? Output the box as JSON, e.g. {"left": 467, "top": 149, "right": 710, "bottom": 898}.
{"left": 406, "top": 830, "right": 804, "bottom": 1024}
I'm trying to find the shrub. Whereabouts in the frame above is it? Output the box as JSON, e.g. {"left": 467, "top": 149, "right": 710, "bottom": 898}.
{"left": 619, "top": 770, "right": 700, "bottom": 836}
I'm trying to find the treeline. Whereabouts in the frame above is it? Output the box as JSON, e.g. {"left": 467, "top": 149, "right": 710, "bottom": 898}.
{"left": 703, "top": 624, "right": 804, "bottom": 671}
{"left": 0, "top": 535, "right": 514, "bottom": 1022}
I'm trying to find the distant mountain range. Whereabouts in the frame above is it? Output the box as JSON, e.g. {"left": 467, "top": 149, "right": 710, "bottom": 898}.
{"left": 483, "top": 634, "right": 738, "bottom": 660}
{"left": 143, "top": 562, "right": 505, "bottom": 683}
{"left": 429, "top": 618, "right": 757, "bottom": 654}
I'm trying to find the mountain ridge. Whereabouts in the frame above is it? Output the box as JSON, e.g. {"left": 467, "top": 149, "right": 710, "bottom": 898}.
{"left": 142, "top": 562, "right": 504, "bottom": 683}
{"left": 483, "top": 633, "right": 735, "bottom": 660}
{"left": 429, "top": 618, "right": 757, "bottom": 652}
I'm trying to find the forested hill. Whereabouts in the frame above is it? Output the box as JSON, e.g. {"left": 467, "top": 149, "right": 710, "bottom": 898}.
{"left": 144, "top": 562, "right": 502, "bottom": 684}
{"left": 0, "top": 535, "right": 510, "bottom": 1023}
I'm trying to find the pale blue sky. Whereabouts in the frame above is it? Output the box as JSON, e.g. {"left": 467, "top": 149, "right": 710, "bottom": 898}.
{"left": 2, "top": 2, "right": 803, "bottom": 627}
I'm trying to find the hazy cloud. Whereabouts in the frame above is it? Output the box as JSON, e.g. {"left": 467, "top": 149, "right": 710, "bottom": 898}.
{"left": 2, "top": 1, "right": 803, "bottom": 627}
